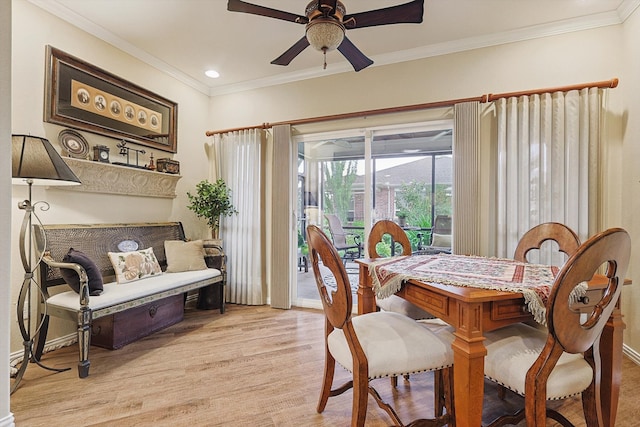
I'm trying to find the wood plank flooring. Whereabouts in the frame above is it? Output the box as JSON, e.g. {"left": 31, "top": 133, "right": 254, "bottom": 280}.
{"left": 10, "top": 303, "right": 640, "bottom": 426}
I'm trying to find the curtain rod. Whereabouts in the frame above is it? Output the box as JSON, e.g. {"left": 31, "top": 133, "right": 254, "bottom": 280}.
{"left": 205, "top": 77, "right": 618, "bottom": 137}
{"left": 481, "top": 77, "right": 618, "bottom": 102}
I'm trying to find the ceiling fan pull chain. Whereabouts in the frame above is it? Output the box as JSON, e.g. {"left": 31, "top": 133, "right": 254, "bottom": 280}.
{"left": 323, "top": 48, "right": 328, "bottom": 69}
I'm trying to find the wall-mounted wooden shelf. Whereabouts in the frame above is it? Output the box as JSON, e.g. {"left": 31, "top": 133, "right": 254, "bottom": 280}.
{"left": 60, "top": 157, "right": 181, "bottom": 198}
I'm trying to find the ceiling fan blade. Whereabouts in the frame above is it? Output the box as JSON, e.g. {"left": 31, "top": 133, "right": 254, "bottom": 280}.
{"left": 343, "top": 0, "right": 424, "bottom": 29}
{"left": 337, "top": 36, "right": 373, "bottom": 72}
{"left": 271, "top": 36, "right": 311, "bottom": 66}
{"left": 227, "top": 0, "right": 308, "bottom": 24}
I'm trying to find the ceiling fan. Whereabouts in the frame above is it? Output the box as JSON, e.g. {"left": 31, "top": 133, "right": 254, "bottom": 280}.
{"left": 227, "top": 0, "right": 424, "bottom": 72}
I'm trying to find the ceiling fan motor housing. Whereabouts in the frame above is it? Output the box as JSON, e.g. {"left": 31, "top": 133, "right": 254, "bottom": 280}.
{"left": 305, "top": 1, "right": 346, "bottom": 21}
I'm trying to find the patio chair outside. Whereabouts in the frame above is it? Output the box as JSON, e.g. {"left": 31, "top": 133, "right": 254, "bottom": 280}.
{"left": 324, "top": 213, "right": 362, "bottom": 263}
{"left": 417, "top": 215, "right": 452, "bottom": 255}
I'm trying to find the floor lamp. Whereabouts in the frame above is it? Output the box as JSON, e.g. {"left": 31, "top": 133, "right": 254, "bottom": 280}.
{"left": 11, "top": 134, "right": 81, "bottom": 393}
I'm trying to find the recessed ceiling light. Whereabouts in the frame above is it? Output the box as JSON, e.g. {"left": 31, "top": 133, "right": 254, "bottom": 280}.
{"left": 205, "top": 69, "right": 220, "bottom": 79}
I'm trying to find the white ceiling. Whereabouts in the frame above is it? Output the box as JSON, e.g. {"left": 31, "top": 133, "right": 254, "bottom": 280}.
{"left": 30, "top": 0, "right": 639, "bottom": 96}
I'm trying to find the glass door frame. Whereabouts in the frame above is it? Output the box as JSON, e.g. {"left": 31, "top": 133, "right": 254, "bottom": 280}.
{"left": 293, "top": 119, "right": 454, "bottom": 308}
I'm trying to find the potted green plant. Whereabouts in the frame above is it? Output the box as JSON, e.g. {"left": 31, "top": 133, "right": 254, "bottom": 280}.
{"left": 187, "top": 179, "right": 237, "bottom": 239}
{"left": 397, "top": 210, "right": 408, "bottom": 227}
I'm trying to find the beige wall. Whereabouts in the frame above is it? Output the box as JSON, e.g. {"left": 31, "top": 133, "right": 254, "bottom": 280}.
{"left": 621, "top": 7, "right": 640, "bottom": 355}
{"left": 9, "top": 1, "right": 212, "bottom": 352}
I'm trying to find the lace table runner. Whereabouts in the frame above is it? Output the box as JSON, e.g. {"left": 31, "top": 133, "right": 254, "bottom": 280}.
{"left": 369, "top": 254, "right": 579, "bottom": 325}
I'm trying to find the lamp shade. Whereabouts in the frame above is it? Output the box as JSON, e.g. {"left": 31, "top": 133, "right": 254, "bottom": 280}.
{"left": 12, "top": 134, "right": 81, "bottom": 186}
{"left": 306, "top": 18, "right": 345, "bottom": 52}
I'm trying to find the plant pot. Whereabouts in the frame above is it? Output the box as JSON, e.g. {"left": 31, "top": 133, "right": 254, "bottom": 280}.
{"left": 203, "top": 238, "right": 223, "bottom": 252}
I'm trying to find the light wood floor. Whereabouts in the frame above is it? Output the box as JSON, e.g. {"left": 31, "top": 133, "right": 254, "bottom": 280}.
{"left": 10, "top": 303, "right": 640, "bottom": 426}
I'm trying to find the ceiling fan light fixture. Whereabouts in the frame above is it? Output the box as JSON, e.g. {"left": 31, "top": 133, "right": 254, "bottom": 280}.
{"left": 305, "top": 18, "right": 345, "bottom": 52}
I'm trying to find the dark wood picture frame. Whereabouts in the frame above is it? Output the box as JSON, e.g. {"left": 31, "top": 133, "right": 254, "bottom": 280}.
{"left": 44, "top": 45, "right": 178, "bottom": 153}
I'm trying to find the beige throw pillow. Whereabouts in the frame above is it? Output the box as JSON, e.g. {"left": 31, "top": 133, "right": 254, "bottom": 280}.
{"left": 164, "top": 239, "right": 208, "bottom": 273}
{"left": 107, "top": 247, "right": 163, "bottom": 284}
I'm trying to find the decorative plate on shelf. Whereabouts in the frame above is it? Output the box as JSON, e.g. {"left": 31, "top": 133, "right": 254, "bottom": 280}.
{"left": 58, "top": 129, "right": 89, "bottom": 159}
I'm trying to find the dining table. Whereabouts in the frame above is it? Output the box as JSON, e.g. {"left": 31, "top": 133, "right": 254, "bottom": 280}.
{"left": 356, "top": 253, "right": 629, "bottom": 427}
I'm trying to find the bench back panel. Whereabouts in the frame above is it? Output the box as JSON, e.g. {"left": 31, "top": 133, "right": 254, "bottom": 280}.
{"left": 34, "top": 222, "right": 185, "bottom": 289}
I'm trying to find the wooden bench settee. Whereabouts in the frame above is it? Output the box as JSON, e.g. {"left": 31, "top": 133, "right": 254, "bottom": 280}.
{"left": 33, "top": 222, "right": 225, "bottom": 378}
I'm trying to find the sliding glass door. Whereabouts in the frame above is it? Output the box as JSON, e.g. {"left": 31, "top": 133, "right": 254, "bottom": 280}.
{"left": 294, "top": 121, "right": 453, "bottom": 306}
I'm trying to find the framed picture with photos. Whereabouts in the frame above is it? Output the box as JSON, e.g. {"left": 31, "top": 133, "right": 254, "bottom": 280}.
{"left": 44, "top": 45, "right": 178, "bottom": 153}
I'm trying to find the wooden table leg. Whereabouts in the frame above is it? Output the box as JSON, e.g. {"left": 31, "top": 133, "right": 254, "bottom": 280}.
{"left": 357, "top": 263, "right": 376, "bottom": 314}
{"left": 598, "top": 306, "right": 625, "bottom": 426}
{"left": 451, "top": 301, "right": 487, "bottom": 427}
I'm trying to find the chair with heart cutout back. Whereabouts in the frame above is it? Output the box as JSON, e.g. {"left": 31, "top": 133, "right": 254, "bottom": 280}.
{"left": 368, "top": 219, "right": 452, "bottom": 414}
{"left": 493, "top": 221, "right": 583, "bottom": 401}
{"left": 514, "top": 222, "right": 581, "bottom": 264}
{"left": 307, "top": 224, "right": 455, "bottom": 427}
{"left": 483, "top": 227, "right": 631, "bottom": 426}
{"left": 368, "top": 220, "right": 436, "bottom": 321}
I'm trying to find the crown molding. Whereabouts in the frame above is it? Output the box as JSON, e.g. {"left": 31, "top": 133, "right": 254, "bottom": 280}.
{"left": 212, "top": 0, "right": 640, "bottom": 96}
{"left": 28, "top": 0, "right": 210, "bottom": 95}
{"left": 30, "top": 0, "right": 640, "bottom": 97}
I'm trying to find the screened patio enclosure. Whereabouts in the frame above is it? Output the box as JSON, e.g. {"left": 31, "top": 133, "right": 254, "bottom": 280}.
{"left": 295, "top": 122, "right": 453, "bottom": 304}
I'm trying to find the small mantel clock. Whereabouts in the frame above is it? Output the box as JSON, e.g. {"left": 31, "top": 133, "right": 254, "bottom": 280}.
{"left": 93, "top": 145, "right": 110, "bottom": 163}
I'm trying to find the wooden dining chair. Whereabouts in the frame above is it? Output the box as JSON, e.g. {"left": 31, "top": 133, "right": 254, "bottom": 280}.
{"left": 368, "top": 219, "right": 450, "bottom": 412}
{"left": 368, "top": 220, "right": 436, "bottom": 321}
{"left": 514, "top": 222, "right": 580, "bottom": 264}
{"left": 306, "top": 224, "right": 455, "bottom": 427}
{"left": 483, "top": 228, "right": 631, "bottom": 426}
{"left": 491, "top": 222, "right": 582, "bottom": 401}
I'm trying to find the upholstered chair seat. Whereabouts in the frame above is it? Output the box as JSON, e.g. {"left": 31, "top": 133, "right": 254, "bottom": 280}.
{"left": 375, "top": 294, "right": 435, "bottom": 320}
{"left": 328, "top": 311, "right": 453, "bottom": 379}
{"left": 484, "top": 323, "right": 593, "bottom": 400}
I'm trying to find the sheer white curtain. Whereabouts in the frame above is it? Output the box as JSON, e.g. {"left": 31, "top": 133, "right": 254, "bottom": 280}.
{"left": 207, "top": 129, "right": 265, "bottom": 305}
{"left": 495, "top": 88, "right": 604, "bottom": 265}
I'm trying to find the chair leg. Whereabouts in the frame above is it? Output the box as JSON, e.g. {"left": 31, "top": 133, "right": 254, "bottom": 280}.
{"left": 442, "top": 367, "right": 455, "bottom": 426}
{"left": 317, "top": 348, "right": 336, "bottom": 413}
{"left": 497, "top": 385, "right": 507, "bottom": 400}
{"left": 352, "top": 366, "right": 369, "bottom": 427}
{"left": 581, "top": 378, "right": 601, "bottom": 427}
{"left": 434, "top": 370, "right": 444, "bottom": 417}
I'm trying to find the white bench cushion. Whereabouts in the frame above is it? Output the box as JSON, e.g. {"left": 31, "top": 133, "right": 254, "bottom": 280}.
{"left": 47, "top": 268, "right": 221, "bottom": 311}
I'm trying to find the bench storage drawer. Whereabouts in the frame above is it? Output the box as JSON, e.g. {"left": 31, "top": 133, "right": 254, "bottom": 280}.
{"left": 91, "top": 294, "right": 184, "bottom": 350}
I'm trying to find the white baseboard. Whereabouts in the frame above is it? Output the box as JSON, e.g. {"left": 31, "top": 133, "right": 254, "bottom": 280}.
{"left": 624, "top": 343, "right": 640, "bottom": 365}
{"left": 0, "top": 413, "right": 16, "bottom": 427}
{"left": 10, "top": 333, "right": 76, "bottom": 369}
